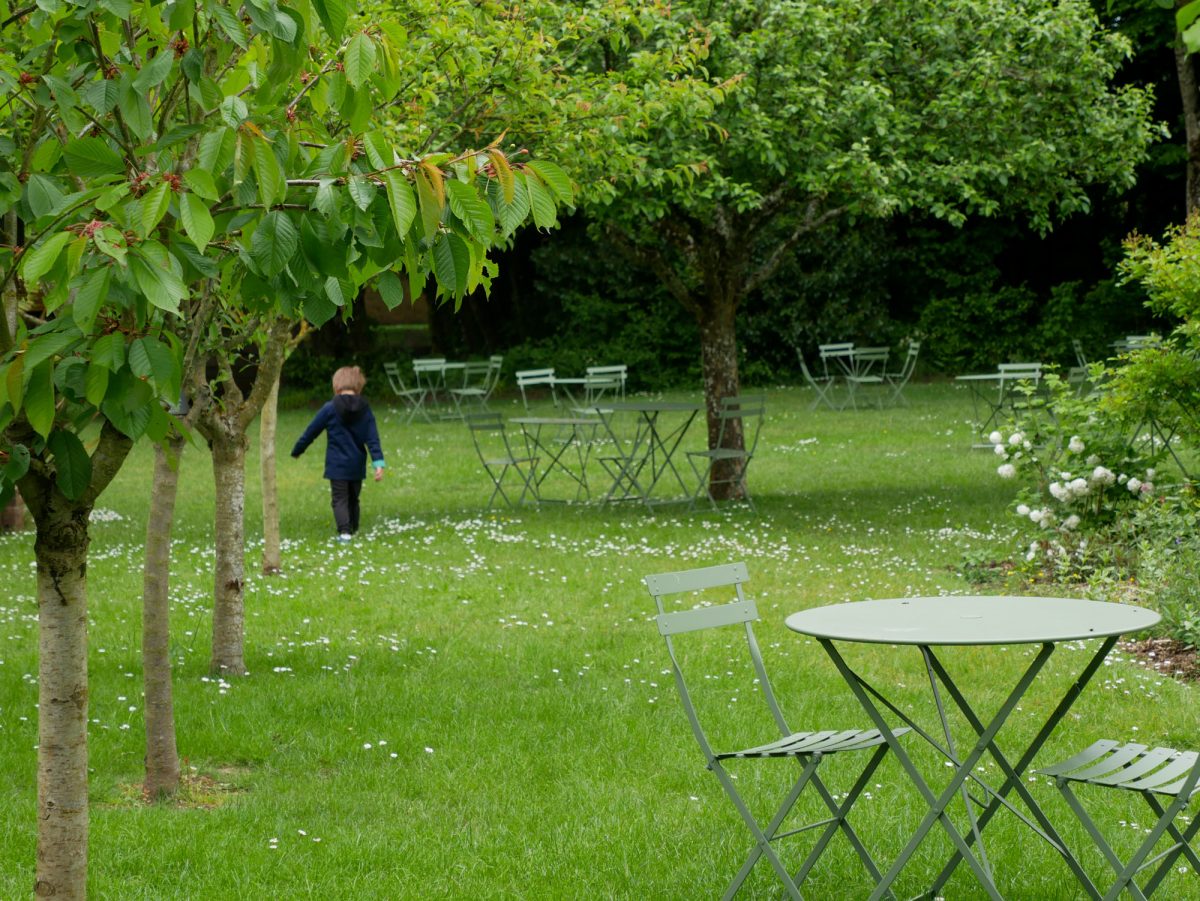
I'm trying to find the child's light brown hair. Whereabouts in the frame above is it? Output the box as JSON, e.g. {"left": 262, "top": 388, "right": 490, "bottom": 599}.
{"left": 332, "top": 365, "right": 366, "bottom": 395}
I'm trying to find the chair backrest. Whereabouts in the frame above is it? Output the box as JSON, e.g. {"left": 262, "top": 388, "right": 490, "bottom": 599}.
{"left": 482, "top": 355, "right": 504, "bottom": 398}
{"left": 998, "top": 362, "right": 1042, "bottom": 379}
{"left": 584, "top": 364, "right": 627, "bottom": 402}
{"left": 645, "top": 563, "right": 788, "bottom": 760}
{"left": 464, "top": 412, "right": 513, "bottom": 458}
{"left": 797, "top": 353, "right": 826, "bottom": 387}
{"left": 459, "top": 361, "right": 491, "bottom": 387}
{"left": 383, "top": 361, "right": 410, "bottom": 394}
{"left": 896, "top": 341, "right": 920, "bottom": 380}
{"left": 516, "top": 367, "right": 555, "bottom": 386}
{"left": 717, "top": 394, "right": 765, "bottom": 457}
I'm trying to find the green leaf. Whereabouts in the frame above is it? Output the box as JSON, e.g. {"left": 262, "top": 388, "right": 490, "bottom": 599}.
{"left": 130, "top": 247, "right": 187, "bottom": 313}
{"left": 312, "top": 0, "right": 348, "bottom": 39}
{"left": 344, "top": 33, "right": 377, "bottom": 89}
{"left": 48, "top": 431, "right": 92, "bottom": 501}
{"left": 348, "top": 175, "right": 375, "bottom": 211}
{"left": 25, "top": 175, "right": 64, "bottom": 219}
{"left": 83, "top": 80, "right": 120, "bottom": 116}
{"left": 139, "top": 182, "right": 172, "bottom": 237}
{"left": 253, "top": 138, "right": 285, "bottom": 207}
{"left": 21, "top": 232, "right": 72, "bottom": 285}
{"left": 6, "top": 356, "right": 24, "bottom": 412}
{"left": 447, "top": 180, "right": 496, "bottom": 245}
{"left": 1179, "top": 0, "right": 1200, "bottom": 33}
{"left": 63, "top": 138, "right": 125, "bottom": 178}
{"left": 133, "top": 50, "right": 174, "bottom": 93}
{"left": 415, "top": 169, "right": 442, "bottom": 240}
{"left": 118, "top": 81, "right": 153, "bottom": 141}
{"left": 525, "top": 160, "right": 574, "bottom": 206}
{"left": 383, "top": 172, "right": 416, "bottom": 237}
{"left": 72, "top": 266, "right": 110, "bottom": 333}
{"left": 212, "top": 3, "right": 249, "bottom": 48}
{"left": 180, "top": 193, "right": 214, "bottom": 249}
{"left": 23, "top": 331, "right": 79, "bottom": 372}
{"left": 430, "top": 234, "right": 469, "bottom": 299}
{"left": 24, "top": 362, "right": 55, "bottom": 439}
{"left": 526, "top": 175, "right": 557, "bottom": 231}
{"left": 84, "top": 363, "right": 109, "bottom": 407}
{"left": 251, "top": 212, "right": 299, "bottom": 276}
{"left": 91, "top": 333, "right": 126, "bottom": 371}
{"left": 1185, "top": 20, "right": 1200, "bottom": 54}
{"left": 325, "top": 275, "right": 346, "bottom": 307}
{"left": 305, "top": 290, "right": 337, "bottom": 327}
{"left": 92, "top": 226, "right": 127, "bottom": 265}
{"left": 377, "top": 270, "right": 405, "bottom": 309}
{"left": 183, "top": 169, "right": 219, "bottom": 201}
{"left": 3, "top": 443, "right": 30, "bottom": 483}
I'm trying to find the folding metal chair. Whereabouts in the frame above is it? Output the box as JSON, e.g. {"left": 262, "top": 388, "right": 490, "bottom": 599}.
{"left": 465, "top": 413, "right": 538, "bottom": 509}
{"left": 883, "top": 341, "right": 920, "bottom": 407}
{"left": 413, "top": 356, "right": 448, "bottom": 416}
{"left": 1036, "top": 739, "right": 1200, "bottom": 899}
{"left": 798, "top": 354, "right": 838, "bottom": 411}
{"left": 645, "top": 562, "right": 905, "bottom": 900}
{"left": 450, "top": 354, "right": 503, "bottom": 418}
{"left": 584, "top": 364, "right": 627, "bottom": 404}
{"left": 383, "top": 361, "right": 430, "bottom": 424}
{"left": 515, "top": 367, "right": 556, "bottom": 412}
{"left": 687, "top": 395, "right": 764, "bottom": 513}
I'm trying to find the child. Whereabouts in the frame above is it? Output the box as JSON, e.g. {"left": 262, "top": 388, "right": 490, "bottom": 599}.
{"left": 291, "top": 365, "right": 385, "bottom": 541}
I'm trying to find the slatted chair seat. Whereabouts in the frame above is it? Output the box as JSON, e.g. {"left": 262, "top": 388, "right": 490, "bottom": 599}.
{"left": 1035, "top": 738, "right": 1200, "bottom": 898}
{"left": 721, "top": 728, "right": 893, "bottom": 760}
{"left": 646, "top": 563, "right": 907, "bottom": 900}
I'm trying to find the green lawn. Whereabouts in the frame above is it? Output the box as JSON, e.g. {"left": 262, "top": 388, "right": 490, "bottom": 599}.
{"left": 1, "top": 383, "right": 1196, "bottom": 899}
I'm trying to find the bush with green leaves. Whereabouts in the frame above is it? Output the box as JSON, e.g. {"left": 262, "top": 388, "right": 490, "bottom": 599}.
{"left": 988, "top": 374, "right": 1163, "bottom": 576}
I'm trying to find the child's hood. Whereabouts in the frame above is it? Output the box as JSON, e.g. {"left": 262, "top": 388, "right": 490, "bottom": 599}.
{"left": 332, "top": 393, "right": 366, "bottom": 423}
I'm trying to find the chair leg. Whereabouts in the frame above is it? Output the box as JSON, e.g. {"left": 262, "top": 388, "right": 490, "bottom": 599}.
{"left": 1141, "top": 795, "right": 1200, "bottom": 895}
{"left": 1058, "top": 782, "right": 1151, "bottom": 901}
{"left": 793, "top": 746, "right": 892, "bottom": 894}
{"left": 712, "top": 758, "right": 814, "bottom": 901}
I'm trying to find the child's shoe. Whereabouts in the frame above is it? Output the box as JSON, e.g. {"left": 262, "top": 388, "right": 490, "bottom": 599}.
{"left": 337, "top": 533, "right": 352, "bottom": 543}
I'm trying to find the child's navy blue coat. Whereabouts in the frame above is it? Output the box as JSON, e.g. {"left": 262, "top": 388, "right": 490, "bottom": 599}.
{"left": 291, "top": 394, "right": 385, "bottom": 479}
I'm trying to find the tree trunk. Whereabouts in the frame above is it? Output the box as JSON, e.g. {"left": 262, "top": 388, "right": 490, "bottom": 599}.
{"left": 210, "top": 434, "right": 248, "bottom": 676}
{"left": 260, "top": 375, "right": 282, "bottom": 575}
{"left": 1176, "top": 16, "right": 1200, "bottom": 216}
{"left": 31, "top": 495, "right": 91, "bottom": 900}
{"left": 695, "top": 294, "right": 745, "bottom": 500}
{"left": 2, "top": 488, "right": 26, "bottom": 530}
{"left": 142, "top": 437, "right": 183, "bottom": 799}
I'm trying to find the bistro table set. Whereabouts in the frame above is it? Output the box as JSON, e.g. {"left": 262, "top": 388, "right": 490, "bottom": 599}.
{"left": 799, "top": 341, "right": 921, "bottom": 411}
{"left": 647, "top": 563, "right": 1190, "bottom": 900}
{"left": 471, "top": 396, "right": 761, "bottom": 512}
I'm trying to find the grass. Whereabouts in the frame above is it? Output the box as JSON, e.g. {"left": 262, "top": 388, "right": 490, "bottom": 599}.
{"left": 1, "top": 382, "right": 1197, "bottom": 899}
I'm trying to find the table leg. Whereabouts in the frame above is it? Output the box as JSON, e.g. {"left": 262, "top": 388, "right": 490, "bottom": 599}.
{"left": 640, "top": 410, "right": 699, "bottom": 503}
{"left": 819, "top": 639, "right": 1041, "bottom": 900}
{"left": 927, "top": 639, "right": 1117, "bottom": 899}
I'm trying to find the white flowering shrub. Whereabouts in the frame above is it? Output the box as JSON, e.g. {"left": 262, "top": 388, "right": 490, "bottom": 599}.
{"left": 990, "top": 374, "right": 1164, "bottom": 572}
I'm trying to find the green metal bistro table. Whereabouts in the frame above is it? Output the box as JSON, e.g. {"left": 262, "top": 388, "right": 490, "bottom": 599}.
{"left": 588, "top": 400, "right": 703, "bottom": 508}
{"left": 786, "top": 596, "right": 1160, "bottom": 900}
{"left": 509, "top": 416, "right": 600, "bottom": 503}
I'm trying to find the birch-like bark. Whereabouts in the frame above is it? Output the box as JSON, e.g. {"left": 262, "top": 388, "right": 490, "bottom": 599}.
{"left": 142, "top": 437, "right": 184, "bottom": 797}
{"left": 260, "top": 374, "right": 282, "bottom": 575}
{"left": 19, "top": 424, "right": 131, "bottom": 901}
{"left": 209, "top": 434, "right": 248, "bottom": 675}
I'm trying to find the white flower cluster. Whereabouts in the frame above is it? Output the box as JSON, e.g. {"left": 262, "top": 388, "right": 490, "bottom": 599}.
{"left": 990, "top": 431, "right": 1031, "bottom": 478}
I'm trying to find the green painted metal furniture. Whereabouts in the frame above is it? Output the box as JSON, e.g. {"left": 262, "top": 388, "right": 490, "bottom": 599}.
{"left": 593, "top": 400, "right": 703, "bottom": 508}
{"left": 686, "top": 395, "right": 765, "bottom": 513}
{"left": 584, "top": 364, "right": 627, "bottom": 404}
{"left": 955, "top": 362, "right": 1043, "bottom": 445}
{"left": 383, "top": 361, "right": 430, "bottom": 424}
{"left": 1036, "top": 740, "right": 1200, "bottom": 899}
{"left": 798, "top": 353, "right": 838, "bottom": 411}
{"left": 844, "top": 348, "right": 890, "bottom": 410}
{"left": 883, "top": 341, "right": 920, "bottom": 407}
{"left": 509, "top": 415, "right": 599, "bottom": 503}
{"left": 465, "top": 413, "right": 538, "bottom": 509}
{"left": 646, "top": 563, "right": 904, "bottom": 900}
{"left": 515, "top": 367, "right": 557, "bottom": 411}
{"left": 786, "top": 595, "right": 1160, "bottom": 900}
{"left": 450, "top": 354, "right": 503, "bottom": 418}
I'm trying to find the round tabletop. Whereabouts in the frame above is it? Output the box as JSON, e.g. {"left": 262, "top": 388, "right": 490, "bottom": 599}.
{"left": 785, "top": 596, "right": 1160, "bottom": 646}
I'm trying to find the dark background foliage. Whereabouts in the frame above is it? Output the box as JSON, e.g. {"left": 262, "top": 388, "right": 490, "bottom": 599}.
{"left": 283, "top": 0, "right": 1186, "bottom": 399}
